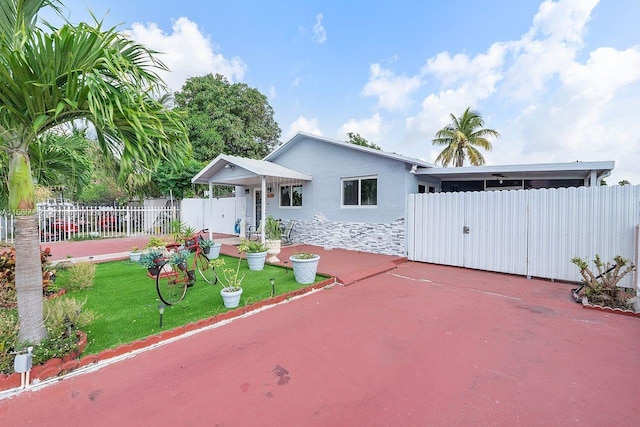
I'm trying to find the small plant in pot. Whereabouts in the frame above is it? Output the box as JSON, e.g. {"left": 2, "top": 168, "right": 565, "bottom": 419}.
{"left": 199, "top": 238, "right": 222, "bottom": 260}
{"left": 289, "top": 252, "right": 320, "bottom": 285}
{"left": 129, "top": 246, "right": 141, "bottom": 262}
{"left": 264, "top": 216, "right": 282, "bottom": 263}
{"left": 139, "top": 247, "right": 167, "bottom": 275}
{"left": 238, "top": 239, "right": 267, "bottom": 271}
{"left": 168, "top": 249, "right": 190, "bottom": 271}
{"left": 210, "top": 258, "right": 245, "bottom": 308}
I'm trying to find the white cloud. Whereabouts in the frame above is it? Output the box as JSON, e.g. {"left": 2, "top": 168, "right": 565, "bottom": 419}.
{"left": 337, "top": 113, "right": 386, "bottom": 143}
{"left": 285, "top": 116, "right": 322, "bottom": 140}
{"left": 268, "top": 85, "right": 277, "bottom": 100}
{"left": 313, "top": 13, "right": 327, "bottom": 44}
{"left": 128, "top": 17, "right": 246, "bottom": 92}
{"left": 361, "top": 64, "right": 422, "bottom": 111}
{"left": 396, "top": 0, "right": 640, "bottom": 185}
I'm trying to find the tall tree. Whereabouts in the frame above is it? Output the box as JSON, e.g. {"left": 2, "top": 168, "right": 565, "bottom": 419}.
{"left": 0, "top": 0, "right": 190, "bottom": 342}
{"left": 0, "top": 130, "right": 93, "bottom": 209}
{"left": 432, "top": 107, "right": 499, "bottom": 167}
{"left": 346, "top": 132, "right": 381, "bottom": 150}
{"left": 174, "top": 73, "right": 281, "bottom": 161}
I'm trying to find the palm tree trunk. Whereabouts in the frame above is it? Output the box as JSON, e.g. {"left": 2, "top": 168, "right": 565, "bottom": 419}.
{"left": 9, "top": 151, "right": 46, "bottom": 343}
{"left": 15, "top": 215, "right": 46, "bottom": 342}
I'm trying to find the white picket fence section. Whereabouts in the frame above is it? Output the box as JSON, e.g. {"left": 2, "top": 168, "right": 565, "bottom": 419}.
{"left": 408, "top": 185, "right": 640, "bottom": 288}
{"left": 0, "top": 205, "right": 180, "bottom": 244}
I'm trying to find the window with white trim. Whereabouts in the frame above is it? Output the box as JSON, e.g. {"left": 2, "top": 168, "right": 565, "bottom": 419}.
{"left": 342, "top": 176, "right": 377, "bottom": 207}
{"left": 279, "top": 184, "right": 303, "bottom": 207}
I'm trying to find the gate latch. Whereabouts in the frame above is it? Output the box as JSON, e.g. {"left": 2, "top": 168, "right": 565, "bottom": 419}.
{"left": 463, "top": 226, "right": 470, "bottom": 234}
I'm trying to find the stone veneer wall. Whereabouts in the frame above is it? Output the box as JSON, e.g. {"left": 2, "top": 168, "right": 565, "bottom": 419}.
{"left": 291, "top": 213, "right": 405, "bottom": 256}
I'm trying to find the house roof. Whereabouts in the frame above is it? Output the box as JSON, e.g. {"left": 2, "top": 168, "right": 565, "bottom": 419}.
{"left": 191, "top": 154, "right": 312, "bottom": 186}
{"left": 415, "top": 161, "right": 615, "bottom": 181}
{"left": 265, "top": 132, "right": 435, "bottom": 168}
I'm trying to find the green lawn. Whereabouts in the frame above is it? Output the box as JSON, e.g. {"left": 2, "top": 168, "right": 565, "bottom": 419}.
{"left": 55, "top": 254, "right": 325, "bottom": 355}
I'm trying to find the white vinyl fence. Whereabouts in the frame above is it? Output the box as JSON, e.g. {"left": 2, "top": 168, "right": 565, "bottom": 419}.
{"left": 0, "top": 205, "right": 180, "bottom": 244}
{"left": 408, "top": 185, "right": 640, "bottom": 288}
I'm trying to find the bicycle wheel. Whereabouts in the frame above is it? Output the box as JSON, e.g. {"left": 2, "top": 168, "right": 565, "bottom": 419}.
{"left": 196, "top": 253, "right": 218, "bottom": 284}
{"left": 156, "top": 262, "right": 188, "bottom": 305}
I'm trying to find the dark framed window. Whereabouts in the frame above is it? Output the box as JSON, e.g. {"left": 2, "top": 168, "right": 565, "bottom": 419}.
{"left": 280, "top": 185, "right": 302, "bottom": 207}
{"left": 342, "top": 176, "right": 377, "bottom": 207}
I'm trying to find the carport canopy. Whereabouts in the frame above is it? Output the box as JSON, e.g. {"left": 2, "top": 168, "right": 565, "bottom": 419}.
{"left": 191, "top": 154, "right": 312, "bottom": 242}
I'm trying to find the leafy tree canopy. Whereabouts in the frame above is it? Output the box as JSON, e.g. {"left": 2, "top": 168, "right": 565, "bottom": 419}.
{"left": 174, "top": 73, "right": 281, "bottom": 162}
{"left": 346, "top": 132, "right": 381, "bottom": 150}
{"left": 432, "top": 107, "right": 499, "bottom": 167}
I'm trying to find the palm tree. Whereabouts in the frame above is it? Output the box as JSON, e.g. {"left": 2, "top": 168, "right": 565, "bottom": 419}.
{"left": 0, "top": 0, "right": 190, "bottom": 342}
{"left": 432, "top": 107, "right": 499, "bottom": 167}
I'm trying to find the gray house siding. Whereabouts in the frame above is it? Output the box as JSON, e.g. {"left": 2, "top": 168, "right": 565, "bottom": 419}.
{"left": 267, "top": 136, "right": 410, "bottom": 224}
{"left": 242, "top": 136, "right": 416, "bottom": 255}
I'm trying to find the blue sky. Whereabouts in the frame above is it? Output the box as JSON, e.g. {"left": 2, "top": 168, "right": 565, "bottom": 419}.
{"left": 54, "top": 0, "right": 640, "bottom": 184}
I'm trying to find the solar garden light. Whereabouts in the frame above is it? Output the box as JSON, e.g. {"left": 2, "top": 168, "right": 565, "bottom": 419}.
{"left": 158, "top": 303, "right": 165, "bottom": 328}
{"left": 270, "top": 278, "right": 275, "bottom": 297}
{"left": 14, "top": 346, "right": 33, "bottom": 388}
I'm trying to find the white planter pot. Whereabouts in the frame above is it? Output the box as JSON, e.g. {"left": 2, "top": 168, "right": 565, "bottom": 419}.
{"left": 289, "top": 254, "right": 320, "bottom": 285}
{"left": 246, "top": 251, "right": 267, "bottom": 271}
{"left": 129, "top": 252, "right": 141, "bottom": 262}
{"left": 221, "top": 287, "right": 243, "bottom": 308}
{"left": 205, "top": 243, "right": 222, "bottom": 260}
{"left": 265, "top": 239, "right": 282, "bottom": 263}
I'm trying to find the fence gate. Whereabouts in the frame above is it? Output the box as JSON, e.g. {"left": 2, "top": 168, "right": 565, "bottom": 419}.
{"left": 408, "top": 185, "right": 639, "bottom": 287}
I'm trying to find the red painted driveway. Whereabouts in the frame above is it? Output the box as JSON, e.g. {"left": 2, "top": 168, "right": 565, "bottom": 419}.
{"left": 1, "top": 256, "right": 638, "bottom": 426}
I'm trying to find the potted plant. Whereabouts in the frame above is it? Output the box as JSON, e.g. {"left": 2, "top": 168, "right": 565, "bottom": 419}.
{"left": 200, "top": 238, "right": 222, "bottom": 259}
{"left": 128, "top": 246, "right": 141, "bottom": 262}
{"left": 264, "top": 216, "right": 282, "bottom": 263}
{"left": 145, "top": 246, "right": 167, "bottom": 265}
{"left": 289, "top": 252, "right": 320, "bottom": 284}
{"left": 210, "top": 258, "right": 244, "bottom": 308}
{"left": 238, "top": 239, "right": 267, "bottom": 271}
{"left": 139, "top": 251, "right": 164, "bottom": 276}
{"left": 168, "top": 249, "right": 190, "bottom": 271}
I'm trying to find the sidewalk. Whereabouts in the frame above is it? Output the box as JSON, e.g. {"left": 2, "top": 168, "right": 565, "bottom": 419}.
{"left": 1, "top": 237, "right": 638, "bottom": 425}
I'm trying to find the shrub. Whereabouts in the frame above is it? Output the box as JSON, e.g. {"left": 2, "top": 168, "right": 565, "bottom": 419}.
{"left": 43, "top": 297, "right": 96, "bottom": 338}
{"left": 571, "top": 254, "right": 636, "bottom": 308}
{"left": 0, "top": 298, "right": 96, "bottom": 374}
{"left": 0, "top": 247, "right": 56, "bottom": 306}
{"left": 146, "top": 236, "right": 167, "bottom": 248}
{"left": 64, "top": 261, "right": 97, "bottom": 292}
{"left": 0, "top": 310, "right": 18, "bottom": 373}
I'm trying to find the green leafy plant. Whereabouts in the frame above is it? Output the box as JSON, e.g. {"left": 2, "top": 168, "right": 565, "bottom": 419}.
{"left": 291, "top": 252, "right": 318, "bottom": 260}
{"left": 199, "top": 239, "right": 215, "bottom": 249}
{"left": 146, "top": 236, "right": 167, "bottom": 248}
{"left": 64, "top": 261, "right": 97, "bottom": 292}
{"left": 0, "top": 310, "right": 18, "bottom": 373}
{"left": 210, "top": 258, "right": 244, "bottom": 291}
{"left": 265, "top": 215, "right": 282, "bottom": 240}
{"left": 0, "top": 297, "right": 97, "bottom": 374}
{"left": 169, "top": 219, "right": 186, "bottom": 242}
{"left": 571, "top": 255, "right": 636, "bottom": 309}
{"left": 0, "top": 247, "right": 56, "bottom": 306}
{"left": 43, "top": 297, "right": 96, "bottom": 338}
{"left": 168, "top": 249, "right": 190, "bottom": 266}
{"left": 238, "top": 239, "right": 267, "bottom": 253}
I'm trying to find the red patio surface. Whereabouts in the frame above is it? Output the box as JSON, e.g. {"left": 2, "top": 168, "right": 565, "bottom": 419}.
{"left": 1, "top": 238, "right": 638, "bottom": 425}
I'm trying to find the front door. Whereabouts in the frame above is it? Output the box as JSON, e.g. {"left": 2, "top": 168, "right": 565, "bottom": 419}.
{"left": 254, "top": 189, "right": 262, "bottom": 227}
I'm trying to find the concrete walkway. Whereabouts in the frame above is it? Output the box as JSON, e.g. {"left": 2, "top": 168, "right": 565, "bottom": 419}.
{"left": 1, "top": 238, "right": 638, "bottom": 425}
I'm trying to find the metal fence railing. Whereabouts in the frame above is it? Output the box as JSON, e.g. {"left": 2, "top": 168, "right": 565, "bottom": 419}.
{"left": 0, "top": 205, "right": 180, "bottom": 244}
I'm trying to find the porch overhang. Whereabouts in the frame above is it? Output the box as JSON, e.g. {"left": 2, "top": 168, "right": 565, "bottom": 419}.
{"left": 416, "top": 161, "right": 614, "bottom": 185}
{"left": 191, "top": 154, "right": 312, "bottom": 186}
